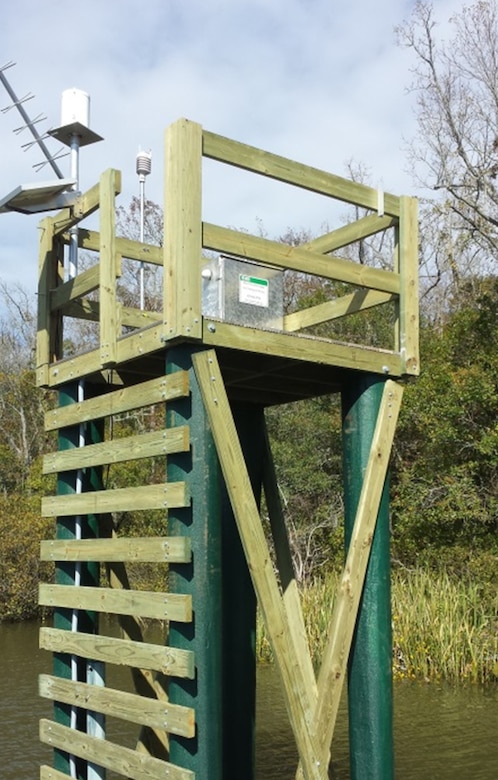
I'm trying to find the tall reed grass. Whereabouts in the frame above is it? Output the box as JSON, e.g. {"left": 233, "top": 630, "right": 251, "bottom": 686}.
{"left": 256, "top": 568, "right": 498, "bottom": 684}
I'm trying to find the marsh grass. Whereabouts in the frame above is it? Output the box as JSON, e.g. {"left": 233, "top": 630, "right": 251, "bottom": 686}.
{"left": 391, "top": 568, "right": 497, "bottom": 683}
{"left": 256, "top": 568, "right": 498, "bottom": 683}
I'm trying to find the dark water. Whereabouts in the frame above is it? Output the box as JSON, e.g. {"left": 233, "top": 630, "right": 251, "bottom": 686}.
{"left": 2, "top": 621, "right": 498, "bottom": 779}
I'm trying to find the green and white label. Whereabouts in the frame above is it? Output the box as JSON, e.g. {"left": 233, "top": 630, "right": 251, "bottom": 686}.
{"left": 239, "top": 274, "right": 269, "bottom": 308}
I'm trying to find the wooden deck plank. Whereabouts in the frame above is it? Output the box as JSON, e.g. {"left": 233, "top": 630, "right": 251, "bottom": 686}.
{"left": 39, "top": 584, "right": 192, "bottom": 622}
{"left": 39, "top": 627, "right": 195, "bottom": 679}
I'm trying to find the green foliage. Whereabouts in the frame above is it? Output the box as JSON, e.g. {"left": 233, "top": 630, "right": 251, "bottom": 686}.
{"left": 266, "top": 396, "right": 344, "bottom": 582}
{"left": 0, "top": 495, "right": 53, "bottom": 621}
{"left": 392, "top": 278, "right": 498, "bottom": 576}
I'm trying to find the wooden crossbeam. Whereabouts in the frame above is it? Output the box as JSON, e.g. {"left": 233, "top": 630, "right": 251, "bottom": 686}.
{"left": 202, "top": 223, "right": 401, "bottom": 295}
{"left": 284, "top": 290, "right": 395, "bottom": 332}
{"left": 39, "top": 675, "right": 195, "bottom": 737}
{"left": 303, "top": 213, "right": 397, "bottom": 254}
{"left": 39, "top": 584, "right": 192, "bottom": 622}
{"left": 41, "top": 482, "right": 189, "bottom": 517}
{"left": 40, "top": 720, "right": 194, "bottom": 780}
{"left": 70, "top": 228, "right": 162, "bottom": 266}
{"left": 44, "top": 372, "right": 189, "bottom": 430}
{"left": 39, "top": 627, "right": 195, "bottom": 679}
{"left": 43, "top": 426, "right": 190, "bottom": 473}
{"left": 202, "top": 130, "right": 400, "bottom": 217}
{"left": 193, "top": 349, "right": 322, "bottom": 780}
{"left": 40, "top": 536, "right": 191, "bottom": 563}
{"left": 50, "top": 264, "right": 100, "bottom": 311}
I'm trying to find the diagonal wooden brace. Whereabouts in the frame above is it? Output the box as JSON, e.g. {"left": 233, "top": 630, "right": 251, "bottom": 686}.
{"left": 296, "top": 378, "right": 403, "bottom": 778}
{"left": 194, "top": 349, "right": 324, "bottom": 780}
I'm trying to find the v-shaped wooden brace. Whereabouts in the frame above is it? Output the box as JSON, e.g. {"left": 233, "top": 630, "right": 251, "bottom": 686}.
{"left": 193, "top": 349, "right": 403, "bottom": 780}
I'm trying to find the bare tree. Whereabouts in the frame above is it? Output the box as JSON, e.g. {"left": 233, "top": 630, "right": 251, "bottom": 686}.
{"left": 397, "top": 0, "right": 498, "bottom": 300}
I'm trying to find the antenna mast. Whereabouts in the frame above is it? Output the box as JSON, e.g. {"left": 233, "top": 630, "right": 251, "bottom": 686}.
{"left": 0, "top": 61, "right": 66, "bottom": 178}
{"left": 136, "top": 149, "right": 152, "bottom": 310}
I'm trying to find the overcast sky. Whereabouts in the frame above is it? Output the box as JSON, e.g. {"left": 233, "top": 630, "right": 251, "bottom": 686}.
{"left": 0, "top": 0, "right": 463, "bottom": 299}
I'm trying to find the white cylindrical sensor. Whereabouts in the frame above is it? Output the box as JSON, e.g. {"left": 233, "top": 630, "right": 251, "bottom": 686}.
{"left": 61, "top": 88, "right": 90, "bottom": 127}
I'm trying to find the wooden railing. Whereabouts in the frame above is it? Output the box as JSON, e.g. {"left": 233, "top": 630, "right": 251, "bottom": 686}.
{"left": 36, "top": 119, "right": 418, "bottom": 389}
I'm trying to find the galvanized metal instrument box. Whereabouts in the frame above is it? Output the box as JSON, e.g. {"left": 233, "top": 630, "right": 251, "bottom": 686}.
{"left": 202, "top": 256, "right": 284, "bottom": 330}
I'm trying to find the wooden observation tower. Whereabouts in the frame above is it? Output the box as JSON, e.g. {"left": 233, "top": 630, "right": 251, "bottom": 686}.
{"left": 36, "top": 118, "right": 418, "bottom": 780}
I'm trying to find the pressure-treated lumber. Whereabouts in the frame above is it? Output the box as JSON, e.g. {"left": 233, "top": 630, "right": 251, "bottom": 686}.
{"left": 36, "top": 218, "right": 60, "bottom": 387}
{"left": 295, "top": 379, "right": 403, "bottom": 779}
{"left": 99, "top": 168, "right": 119, "bottom": 366}
{"left": 45, "top": 371, "right": 189, "bottom": 430}
{"left": 202, "top": 223, "right": 401, "bottom": 294}
{"left": 40, "top": 536, "right": 191, "bottom": 563}
{"left": 303, "top": 214, "right": 396, "bottom": 254}
{"left": 39, "top": 627, "right": 195, "bottom": 678}
{"left": 50, "top": 170, "right": 121, "bottom": 237}
{"left": 72, "top": 228, "right": 162, "bottom": 266}
{"left": 39, "top": 584, "right": 192, "bottom": 622}
{"left": 193, "top": 349, "right": 323, "bottom": 780}
{"left": 50, "top": 264, "right": 100, "bottom": 311}
{"left": 284, "top": 290, "right": 395, "bottom": 332}
{"left": 40, "top": 767, "right": 73, "bottom": 780}
{"left": 202, "top": 130, "right": 400, "bottom": 217}
{"left": 398, "top": 196, "right": 419, "bottom": 374}
{"left": 41, "top": 482, "right": 189, "bottom": 517}
{"left": 164, "top": 119, "right": 203, "bottom": 339}
{"left": 40, "top": 720, "right": 194, "bottom": 780}
{"left": 39, "top": 675, "right": 195, "bottom": 737}
{"left": 203, "top": 320, "right": 403, "bottom": 376}
{"left": 43, "top": 426, "right": 189, "bottom": 473}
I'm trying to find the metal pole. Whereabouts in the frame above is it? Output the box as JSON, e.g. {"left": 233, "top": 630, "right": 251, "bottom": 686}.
{"left": 342, "top": 374, "right": 394, "bottom": 780}
{"left": 139, "top": 175, "right": 145, "bottom": 310}
{"left": 166, "top": 346, "right": 223, "bottom": 777}
{"left": 68, "top": 133, "right": 80, "bottom": 279}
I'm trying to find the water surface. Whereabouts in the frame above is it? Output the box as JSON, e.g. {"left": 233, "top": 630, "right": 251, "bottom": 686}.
{"left": 1, "top": 621, "right": 497, "bottom": 779}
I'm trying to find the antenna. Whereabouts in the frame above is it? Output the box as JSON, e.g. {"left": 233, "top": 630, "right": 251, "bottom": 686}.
{"left": 136, "top": 148, "right": 152, "bottom": 310}
{"left": 0, "top": 61, "right": 66, "bottom": 178}
{"left": 0, "top": 70, "right": 103, "bottom": 222}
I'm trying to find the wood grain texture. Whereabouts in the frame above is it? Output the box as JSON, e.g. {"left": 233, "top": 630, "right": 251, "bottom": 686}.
{"left": 40, "top": 720, "right": 194, "bottom": 780}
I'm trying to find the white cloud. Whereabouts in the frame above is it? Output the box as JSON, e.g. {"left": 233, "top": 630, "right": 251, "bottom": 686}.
{"left": 0, "top": 0, "right": 464, "bottom": 297}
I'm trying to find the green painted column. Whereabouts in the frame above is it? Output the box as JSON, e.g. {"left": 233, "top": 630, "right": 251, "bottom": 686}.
{"left": 342, "top": 375, "right": 394, "bottom": 780}
{"left": 221, "top": 402, "right": 263, "bottom": 779}
{"left": 166, "top": 347, "right": 223, "bottom": 777}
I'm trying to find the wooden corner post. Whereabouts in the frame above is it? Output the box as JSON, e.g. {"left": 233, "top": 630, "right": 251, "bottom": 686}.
{"left": 164, "top": 119, "right": 203, "bottom": 341}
